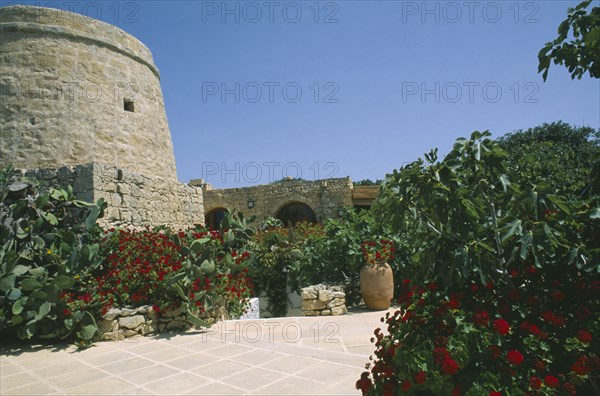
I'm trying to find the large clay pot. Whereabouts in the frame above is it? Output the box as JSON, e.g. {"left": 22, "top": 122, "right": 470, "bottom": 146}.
{"left": 360, "top": 262, "right": 394, "bottom": 310}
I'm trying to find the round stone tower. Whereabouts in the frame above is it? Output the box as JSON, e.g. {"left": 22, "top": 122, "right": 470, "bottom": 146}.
{"left": 0, "top": 5, "right": 177, "bottom": 180}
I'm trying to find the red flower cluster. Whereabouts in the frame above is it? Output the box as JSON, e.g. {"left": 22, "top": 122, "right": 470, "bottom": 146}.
{"left": 506, "top": 350, "right": 524, "bottom": 366}
{"left": 358, "top": 263, "right": 600, "bottom": 395}
{"left": 361, "top": 239, "right": 395, "bottom": 265}
{"left": 493, "top": 318, "right": 510, "bottom": 335}
{"left": 433, "top": 347, "right": 460, "bottom": 375}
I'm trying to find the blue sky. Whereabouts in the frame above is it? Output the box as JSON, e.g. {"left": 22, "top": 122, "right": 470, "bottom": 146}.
{"left": 9, "top": 0, "right": 600, "bottom": 187}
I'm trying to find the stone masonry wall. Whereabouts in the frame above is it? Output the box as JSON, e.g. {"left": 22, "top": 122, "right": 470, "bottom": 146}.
{"left": 0, "top": 5, "right": 178, "bottom": 180}
{"left": 301, "top": 285, "right": 348, "bottom": 316}
{"left": 14, "top": 162, "right": 204, "bottom": 229}
{"left": 202, "top": 178, "right": 354, "bottom": 224}
{"left": 98, "top": 304, "right": 228, "bottom": 342}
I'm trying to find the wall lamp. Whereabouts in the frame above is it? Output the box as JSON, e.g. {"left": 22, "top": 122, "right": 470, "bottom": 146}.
{"left": 247, "top": 198, "right": 255, "bottom": 209}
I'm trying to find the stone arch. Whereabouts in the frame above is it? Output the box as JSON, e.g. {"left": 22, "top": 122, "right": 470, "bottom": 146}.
{"left": 275, "top": 201, "right": 317, "bottom": 226}
{"left": 205, "top": 207, "right": 227, "bottom": 230}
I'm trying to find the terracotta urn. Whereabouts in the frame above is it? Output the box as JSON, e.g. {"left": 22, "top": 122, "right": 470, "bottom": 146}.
{"left": 359, "top": 262, "right": 394, "bottom": 310}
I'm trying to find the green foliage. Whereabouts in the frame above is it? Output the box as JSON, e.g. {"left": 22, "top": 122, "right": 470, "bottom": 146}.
{"left": 538, "top": 0, "right": 600, "bottom": 80}
{"left": 0, "top": 166, "right": 106, "bottom": 345}
{"left": 497, "top": 121, "right": 600, "bottom": 197}
{"left": 361, "top": 125, "right": 600, "bottom": 394}
{"left": 297, "top": 209, "right": 380, "bottom": 286}
{"left": 373, "top": 130, "right": 599, "bottom": 290}
{"left": 354, "top": 179, "right": 384, "bottom": 186}
{"left": 247, "top": 222, "right": 303, "bottom": 317}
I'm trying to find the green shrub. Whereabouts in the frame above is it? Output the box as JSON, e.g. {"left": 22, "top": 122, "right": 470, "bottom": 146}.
{"left": 0, "top": 166, "right": 106, "bottom": 344}
{"left": 359, "top": 130, "right": 599, "bottom": 394}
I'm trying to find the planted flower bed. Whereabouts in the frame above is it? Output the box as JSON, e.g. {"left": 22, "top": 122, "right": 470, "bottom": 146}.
{"left": 0, "top": 168, "right": 254, "bottom": 346}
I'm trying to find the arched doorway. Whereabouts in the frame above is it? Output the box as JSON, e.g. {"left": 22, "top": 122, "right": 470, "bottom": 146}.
{"left": 275, "top": 202, "right": 317, "bottom": 226}
{"left": 205, "top": 208, "right": 227, "bottom": 230}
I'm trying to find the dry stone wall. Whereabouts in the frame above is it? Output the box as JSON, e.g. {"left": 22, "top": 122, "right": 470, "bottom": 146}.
{"left": 14, "top": 162, "right": 204, "bottom": 229}
{"left": 0, "top": 5, "right": 177, "bottom": 180}
{"left": 97, "top": 304, "right": 228, "bottom": 341}
{"left": 302, "top": 285, "right": 348, "bottom": 316}
{"left": 202, "top": 178, "right": 354, "bottom": 223}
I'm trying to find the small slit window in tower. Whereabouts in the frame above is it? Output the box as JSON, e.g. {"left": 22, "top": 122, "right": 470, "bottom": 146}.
{"left": 124, "top": 99, "right": 135, "bottom": 112}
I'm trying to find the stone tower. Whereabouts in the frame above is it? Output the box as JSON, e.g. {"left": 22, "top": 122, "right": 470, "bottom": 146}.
{"left": 0, "top": 5, "right": 203, "bottom": 228}
{"left": 0, "top": 5, "right": 177, "bottom": 180}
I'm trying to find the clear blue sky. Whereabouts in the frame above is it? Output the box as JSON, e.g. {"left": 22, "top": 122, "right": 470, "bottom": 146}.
{"left": 10, "top": 0, "right": 600, "bottom": 187}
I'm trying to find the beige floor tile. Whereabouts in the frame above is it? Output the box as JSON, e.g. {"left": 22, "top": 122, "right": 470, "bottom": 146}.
{"left": 163, "top": 353, "right": 219, "bottom": 371}
{"left": 332, "top": 374, "right": 364, "bottom": 393}
{"left": 202, "top": 344, "right": 254, "bottom": 358}
{"left": 0, "top": 363, "right": 22, "bottom": 377}
{"left": 64, "top": 376, "right": 138, "bottom": 395}
{"left": 260, "top": 355, "right": 319, "bottom": 374}
{"left": 143, "top": 346, "right": 193, "bottom": 362}
{"left": 318, "top": 385, "right": 360, "bottom": 395}
{"left": 73, "top": 349, "right": 136, "bottom": 366}
{"left": 0, "top": 372, "right": 42, "bottom": 392}
{"left": 221, "top": 367, "right": 284, "bottom": 391}
{"left": 296, "top": 362, "right": 363, "bottom": 384}
{"left": 44, "top": 367, "right": 109, "bottom": 389}
{"left": 144, "top": 372, "right": 211, "bottom": 394}
{"left": 177, "top": 337, "right": 229, "bottom": 353}
{"left": 1, "top": 380, "right": 58, "bottom": 395}
{"left": 119, "top": 386, "right": 159, "bottom": 395}
{"left": 117, "top": 364, "right": 179, "bottom": 386}
{"left": 229, "top": 349, "right": 283, "bottom": 366}
{"left": 124, "top": 341, "right": 173, "bottom": 356}
{"left": 99, "top": 357, "right": 155, "bottom": 375}
{"left": 185, "top": 381, "right": 246, "bottom": 395}
{"left": 249, "top": 375, "right": 327, "bottom": 395}
{"left": 30, "top": 360, "right": 84, "bottom": 379}
{"left": 191, "top": 360, "right": 251, "bottom": 380}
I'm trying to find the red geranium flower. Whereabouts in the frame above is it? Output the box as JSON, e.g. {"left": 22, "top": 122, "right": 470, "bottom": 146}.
{"left": 544, "top": 375, "right": 559, "bottom": 388}
{"left": 572, "top": 357, "right": 591, "bottom": 375}
{"left": 577, "top": 330, "right": 593, "bottom": 343}
{"left": 441, "top": 358, "right": 459, "bottom": 375}
{"left": 489, "top": 392, "right": 502, "bottom": 396}
{"left": 529, "top": 376, "right": 542, "bottom": 390}
{"left": 415, "top": 371, "right": 426, "bottom": 384}
{"left": 506, "top": 350, "right": 524, "bottom": 366}
{"left": 493, "top": 318, "right": 510, "bottom": 335}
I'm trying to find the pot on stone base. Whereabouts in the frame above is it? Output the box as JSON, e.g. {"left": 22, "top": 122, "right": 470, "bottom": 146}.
{"left": 359, "top": 262, "right": 394, "bottom": 310}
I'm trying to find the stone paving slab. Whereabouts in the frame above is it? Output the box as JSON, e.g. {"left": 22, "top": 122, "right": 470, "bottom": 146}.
{"left": 1, "top": 308, "right": 393, "bottom": 395}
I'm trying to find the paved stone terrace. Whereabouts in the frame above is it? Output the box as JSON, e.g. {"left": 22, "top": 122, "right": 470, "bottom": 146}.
{"left": 1, "top": 308, "right": 392, "bottom": 395}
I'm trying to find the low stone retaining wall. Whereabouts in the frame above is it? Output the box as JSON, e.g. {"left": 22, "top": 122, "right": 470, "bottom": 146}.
{"left": 301, "top": 284, "right": 348, "bottom": 316}
{"left": 97, "top": 304, "right": 227, "bottom": 341}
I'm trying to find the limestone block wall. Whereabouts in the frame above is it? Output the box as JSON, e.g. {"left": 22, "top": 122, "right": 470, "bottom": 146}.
{"left": 0, "top": 5, "right": 177, "bottom": 180}
{"left": 301, "top": 285, "right": 348, "bottom": 316}
{"left": 14, "top": 162, "right": 204, "bottom": 229}
{"left": 202, "top": 178, "right": 354, "bottom": 223}
{"left": 98, "top": 304, "right": 228, "bottom": 342}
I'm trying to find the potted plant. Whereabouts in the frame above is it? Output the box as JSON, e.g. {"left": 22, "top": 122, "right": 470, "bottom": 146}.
{"left": 359, "top": 240, "right": 395, "bottom": 310}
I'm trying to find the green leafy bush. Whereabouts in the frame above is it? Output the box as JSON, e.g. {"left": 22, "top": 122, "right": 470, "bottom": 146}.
{"left": 359, "top": 130, "right": 599, "bottom": 394}
{"left": 247, "top": 222, "right": 304, "bottom": 317}
{"left": 0, "top": 166, "right": 106, "bottom": 344}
